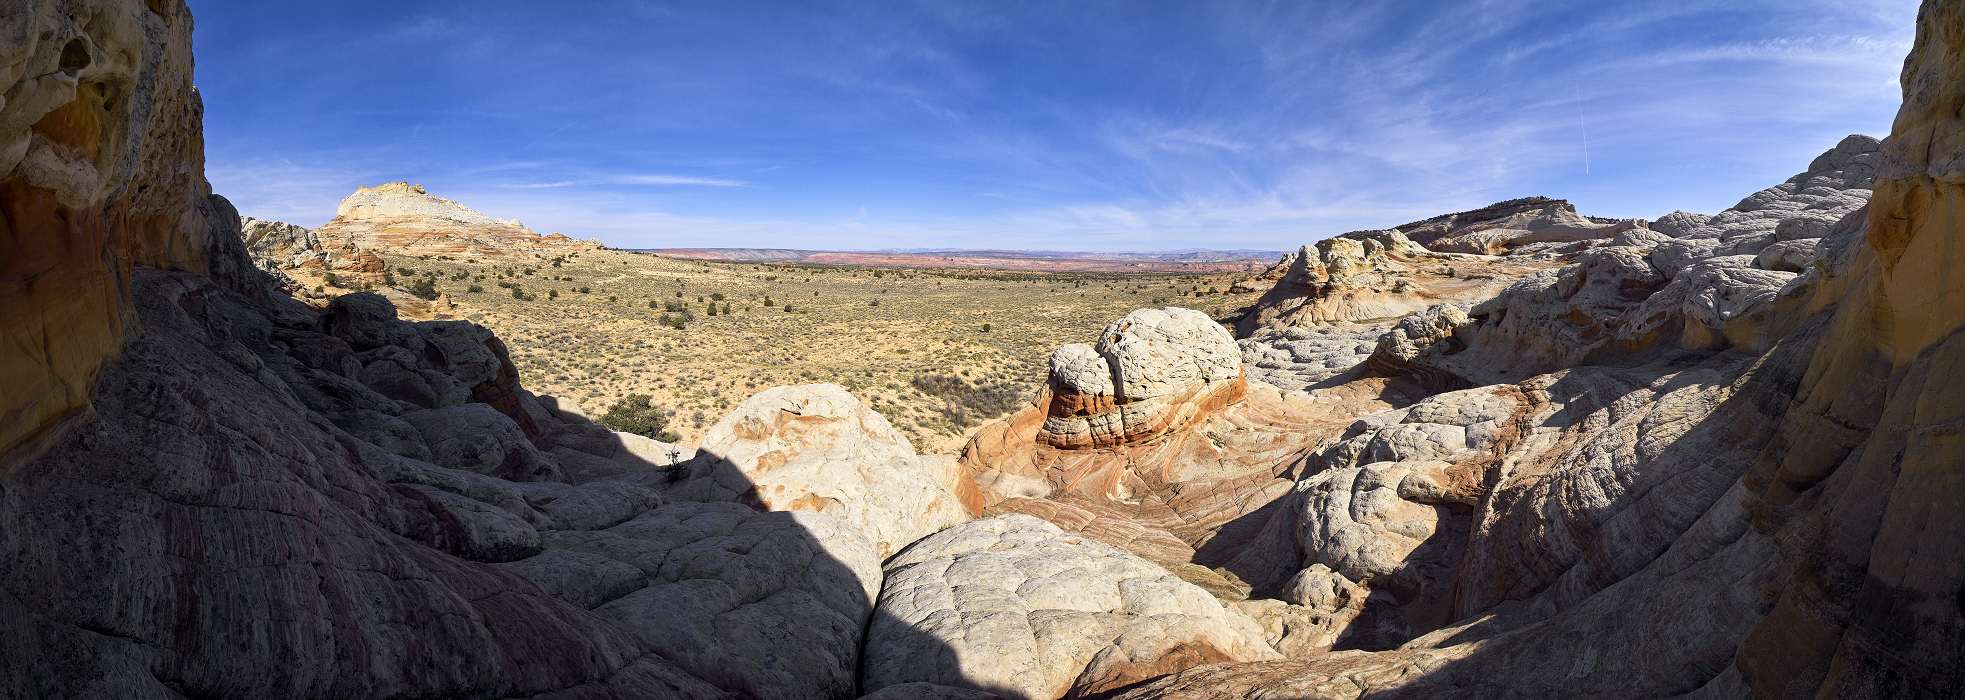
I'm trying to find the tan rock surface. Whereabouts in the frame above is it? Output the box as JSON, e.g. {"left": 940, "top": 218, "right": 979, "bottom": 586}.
{"left": 1, "top": 0, "right": 252, "bottom": 464}
{"left": 667, "top": 383, "right": 974, "bottom": 557}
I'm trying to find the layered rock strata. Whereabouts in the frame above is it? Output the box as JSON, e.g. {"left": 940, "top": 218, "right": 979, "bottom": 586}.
{"left": 314, "top": 182, "right": 597, "bottom": 258}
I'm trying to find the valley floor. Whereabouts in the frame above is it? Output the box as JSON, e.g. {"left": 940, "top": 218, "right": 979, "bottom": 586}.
{"left": 300, "top": 249, "right": 1266, "bottom": 451}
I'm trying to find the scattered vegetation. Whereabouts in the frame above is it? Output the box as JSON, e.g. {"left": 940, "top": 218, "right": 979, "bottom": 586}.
{"left": 362, "top": 248, "right": 1264, "bottom": 449}
{"left": 911, "top": 373, "right": 1026, "bottom": 428}
{"left": 406, "top": 277, "right": 439, "bottom": 300}
{"left": 596, "top": 394, "right": 680, "bottom": 442}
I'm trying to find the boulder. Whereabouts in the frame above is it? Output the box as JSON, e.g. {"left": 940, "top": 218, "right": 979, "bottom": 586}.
{"left": 861, "top": 515, "right": 1277, "bottom": 699}
{"left": 670, "top": 384, "right": 972, "bottom": 557}
{"left": 1040, "top": 307, "right": 1245, "bottom": 449}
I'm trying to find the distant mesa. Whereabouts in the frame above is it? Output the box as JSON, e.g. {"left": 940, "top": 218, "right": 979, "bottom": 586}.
{"left": 235, "top": 182, "right": 598, "bottom": 310}
{"left": 318, "top": 181, "right": 600, "bottom": 258}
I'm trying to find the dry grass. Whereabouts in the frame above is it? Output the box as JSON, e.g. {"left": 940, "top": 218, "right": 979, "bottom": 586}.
{"left": 303, "top": 248, "right": 1267, "bottom": 453}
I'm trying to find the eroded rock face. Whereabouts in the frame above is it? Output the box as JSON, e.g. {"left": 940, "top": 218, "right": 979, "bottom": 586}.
{"left": 313, "top": 181, "right": 597, "bottom": 258}
{"left": 1415, "top": 201, "right": 1644, "bottom": 256}
{"left": 1, "top": 0, "right": 252, "bottom": 463}
{"left": 1371, "top": 140, "right": 1876, "bottom": 390}
{"left": 861, "top": 514, "right": 1278, "bottom": 700}
{"left": 1237, "top": 229, "right": 1542, "bottom": 335}
{"left": 667, "top": 383, "right": 974, "bottom": 557}
{"left": 239, "top": 216, "right": 322, "bottom": 267}
{"left": 1654, "top": 135, "right": 1877, "bottom": 272}
{"left": 1232, "top": 220, "right": 1567, "bottom": 394}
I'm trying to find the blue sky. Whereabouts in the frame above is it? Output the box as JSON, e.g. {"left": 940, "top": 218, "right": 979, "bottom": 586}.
{"left": 192, "top": 0, "right": 1918, "bottom": 251}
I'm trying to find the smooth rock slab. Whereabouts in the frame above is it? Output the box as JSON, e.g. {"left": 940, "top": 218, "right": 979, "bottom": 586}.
{"left": 862, "top": 514, "right": 1276, "bottom": 700}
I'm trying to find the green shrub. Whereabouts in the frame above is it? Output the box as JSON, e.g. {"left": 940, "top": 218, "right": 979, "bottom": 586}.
{"left": 597, "top": 394, "right": 679, "bottom": 442}
{"left": 911, "top": 373, "right": 1024, "bottom": 428}
{"left": 407, "top": 277, "right": 439, "bottom": 301}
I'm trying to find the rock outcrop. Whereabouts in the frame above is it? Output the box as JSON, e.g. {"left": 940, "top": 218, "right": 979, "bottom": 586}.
{"left": 1371, "top": 138, "right": 1880, "bottom": 390}
{"left": 1039, "top": 307, "right": 1245, "bottom": 449}
{"left": 239, "top": 216, "right": 323, "bottom": 266}
{"left": 960, "top": 307, "right": 1421, "bottom": 629}
{"left": 860, "top": 515, "right": 1277, "bottom": 699}
{"left": 1, "top": 0, "right": 250, "bottom": 464}
{"left": 313, "top": 182, "right": 596, "bottom": 258}
{"left": 1391, "top": 196, "right": 1643, "bottom": 255}
{"left": 1105, "top": 3, "right": 1965, "bottom": 695}
{"left": 1236, "top": 229, "right": 1547, "bottom": 336}
{"left": 667, "top": 383, "right": 974, "bottom": 557}
{"left": 1231, "top": 220, "right": 1574, "bottom": 393}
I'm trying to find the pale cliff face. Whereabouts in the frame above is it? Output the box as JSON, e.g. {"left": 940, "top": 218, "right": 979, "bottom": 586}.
{"left": 333, "top": 181, "right": 521, "bottom": 229}
{"left": 0, "top": 0, "right": 244, "bottom": 464}
{"left": 311, "top": 181, "right": 594, "bottom": 258}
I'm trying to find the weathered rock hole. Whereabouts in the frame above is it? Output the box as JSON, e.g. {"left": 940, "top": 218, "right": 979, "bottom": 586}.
{"left": 58, "top": 38, "right": 91, "bottom": 76}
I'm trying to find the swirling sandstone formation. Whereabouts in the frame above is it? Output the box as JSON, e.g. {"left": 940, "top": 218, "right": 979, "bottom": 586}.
{"left": 1102, "top": 3, "right": 1965, "bottom": 695}
{"left": 3, "top": 0, "right": 1963, "bottom": 698}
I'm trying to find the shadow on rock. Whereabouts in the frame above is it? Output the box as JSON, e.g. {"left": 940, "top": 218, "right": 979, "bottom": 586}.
{"left": 0, "top": 269, "right": 1006, "bottom": 698}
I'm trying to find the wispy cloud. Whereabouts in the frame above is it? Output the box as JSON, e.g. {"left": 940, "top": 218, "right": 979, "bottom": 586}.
{"left": 497, "top": 173, "right": 749, "bottom": 189}
{"left": 196, "top": 0, "right": 1921, "bottom": 250}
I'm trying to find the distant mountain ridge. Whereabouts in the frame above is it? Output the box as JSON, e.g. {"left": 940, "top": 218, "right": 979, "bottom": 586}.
{"left": 639, "top": 247, "right": 1286, "bottom": 273}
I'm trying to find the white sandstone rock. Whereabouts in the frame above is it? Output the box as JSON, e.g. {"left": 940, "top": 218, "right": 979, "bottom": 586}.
{"left": 862, "top": 514, "right": 1278, "bottom": 699}
{"left": 675, "top": 383, "right": 971, "bottom": 557}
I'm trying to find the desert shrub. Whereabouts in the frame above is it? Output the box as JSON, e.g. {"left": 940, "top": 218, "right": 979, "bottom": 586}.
{"left": 981, "top": 323, "right": 991, "bottom": 333}
{"left": 597, "top": 394, "right": 679, "bottom": 442}
{"left": 710, "top": 292, "right": 726, "bottom": 301}
{"left": 578, "top": 286, "right": 591, "bottom": 294}
{"left": 323, "top": 271, "right": 342, "bottom": 288}
{"left": 467, "top": 284, "right": 484, "bottom": 293}
{"left": 548, "top": 289, "right": 559, "bottom": 300}
{"left": 911, "top": 373, "right": 1024, "bottom": 428}
{"left": 406, "top": 277, "right": 439, "bottom": 301}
